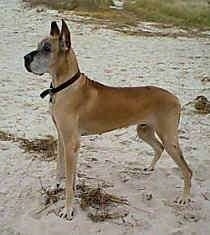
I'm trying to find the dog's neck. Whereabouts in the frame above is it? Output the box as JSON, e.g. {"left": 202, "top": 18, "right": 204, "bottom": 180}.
{"left": 51, "top": 49, "right": 80, "bottom": 87}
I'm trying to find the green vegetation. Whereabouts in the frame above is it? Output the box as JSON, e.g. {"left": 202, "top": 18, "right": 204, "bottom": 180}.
{"left": 23, "top": 0, "right": 210, "bottom": 28}
{"left": 126, "top": 0, "right": 210, "bottom": 28}
{"left": 23, "top": 0, "right": 112, "bottom": 10}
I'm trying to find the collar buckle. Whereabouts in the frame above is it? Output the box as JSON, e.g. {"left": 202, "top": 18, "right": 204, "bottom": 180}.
{"left": 40, "top": 70, "right": 81, "bottom": 99}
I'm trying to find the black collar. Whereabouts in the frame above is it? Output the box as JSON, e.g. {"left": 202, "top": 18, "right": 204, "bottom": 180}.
{"left": 40, "top": 71, "right": 81, "bottom": 99}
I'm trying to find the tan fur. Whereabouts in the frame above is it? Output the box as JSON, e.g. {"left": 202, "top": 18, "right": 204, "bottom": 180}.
{"left": 24, "top": 20, "right": 192, "bottom": 220}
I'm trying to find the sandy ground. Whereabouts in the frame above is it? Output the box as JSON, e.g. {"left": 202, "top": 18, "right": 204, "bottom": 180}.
{"left": 0, "top": 0, "right": 210, "bottom": 234}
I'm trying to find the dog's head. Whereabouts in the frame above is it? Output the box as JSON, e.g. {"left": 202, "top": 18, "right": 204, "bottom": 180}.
{"left": 24, "top": 20, "right": 71, "bottom": 76}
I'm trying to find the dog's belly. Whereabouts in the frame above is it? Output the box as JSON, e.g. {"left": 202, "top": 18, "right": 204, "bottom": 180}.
{"left": 79, "top": 109, "right": 149, "bottom": 135}
{"left": 80, "top": 122, "right": 138, "bottom": 135}
{"left": 80, "top": 122, "right": 135, "bottom": 135}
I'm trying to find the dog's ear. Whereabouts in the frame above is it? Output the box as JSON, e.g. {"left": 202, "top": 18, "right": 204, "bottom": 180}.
{"left": 50, "top": 21, "right": 60, "bottom": 37}
{"left": 59, "top": 19, "right": 71, "bottom": 51}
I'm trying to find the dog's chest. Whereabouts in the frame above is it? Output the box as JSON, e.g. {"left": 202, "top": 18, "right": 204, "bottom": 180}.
{"left": 49, "top": 103, "right": 53, "bottom": 117}
{"left": 49, "top": 99, "right": 55, "bottom": 118}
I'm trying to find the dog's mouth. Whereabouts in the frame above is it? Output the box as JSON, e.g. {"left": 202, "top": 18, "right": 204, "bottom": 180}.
{"left": 24, "top": 59, "right": 44, "bottom": 76}
{"left": 24, "top": 51, "right": 44, "bottom": 76}
{"left": 24, "top": 59, "right": 32, "bottom": 73}
{"left": 24, "top": 63, "right": 44, "bottom": 76}
{"left": 34, "top": 71, "right": 44, "bottom": 76}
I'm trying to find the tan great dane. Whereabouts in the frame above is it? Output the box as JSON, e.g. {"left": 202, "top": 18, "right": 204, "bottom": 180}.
{"left": 24, "top": 20, "right": 192, "bottom": 220}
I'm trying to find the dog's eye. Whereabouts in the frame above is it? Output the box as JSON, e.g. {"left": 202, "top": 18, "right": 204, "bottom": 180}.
{"left": 43, "top": 43, "right": 51, "bottom": 52}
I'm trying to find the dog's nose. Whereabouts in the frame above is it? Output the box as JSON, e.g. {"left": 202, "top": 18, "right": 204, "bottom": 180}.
{"left": 24, "top": 53, "right": 32, "bottom": 63}
{"left": 24, "top": 50, "right": 38, "bottom": 72}
{"left": 24, "top": 50, "right": 38, "bottom": 63}
{"left": 24, "top": 53, "right": 32, "bottom": 72}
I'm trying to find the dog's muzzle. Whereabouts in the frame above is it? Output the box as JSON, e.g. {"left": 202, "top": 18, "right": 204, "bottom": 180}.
{"left": 24, "top": 50, "right": 38, "bottom": 73}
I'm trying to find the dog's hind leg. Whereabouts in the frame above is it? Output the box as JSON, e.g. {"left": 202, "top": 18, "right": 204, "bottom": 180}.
{"left": 162, "top": 134, "right": 192, "bottom": 204}
{"left": 137, "top": 124, "right": 164, "bottom": 172}
{"left": 155, "top": 113, "right": 192, "bottom": 204}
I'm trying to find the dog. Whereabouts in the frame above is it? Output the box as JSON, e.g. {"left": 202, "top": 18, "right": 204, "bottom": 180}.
{"left": 24, "top": 20, "right": 192, "bottom": 220}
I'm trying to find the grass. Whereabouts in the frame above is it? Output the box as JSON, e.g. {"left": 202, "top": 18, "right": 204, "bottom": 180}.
{"left": 23, "top": 0, "right": 210, "bottom": 29}
{"left": 39, "top": 180, "right": 128, "bottom": 222}
{"left": 23, "top": 0, "right": 113, "bottom": 10}
{"left": 0, "top": 130, "right": 57, "bottom": 161}
{"left": 126, "top": 0, "right": 210, "bottom": 28}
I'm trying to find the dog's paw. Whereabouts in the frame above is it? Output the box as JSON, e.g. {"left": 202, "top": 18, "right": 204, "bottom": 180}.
{"left": 59, "top": 207, "right": 74, "bottom": 220}
{"left": 174, "top": 195, "right": 191, "bottom": 205}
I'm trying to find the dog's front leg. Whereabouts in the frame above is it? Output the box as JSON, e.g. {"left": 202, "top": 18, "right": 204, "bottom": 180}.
{"left": 58, "top": 124, "right": 80, "bottom": 220}
{"left": 56, "top": 132, "right": 65, "bottom": 188}
{"left": 51, "top": 114, "right": 65, "bottom": 189}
